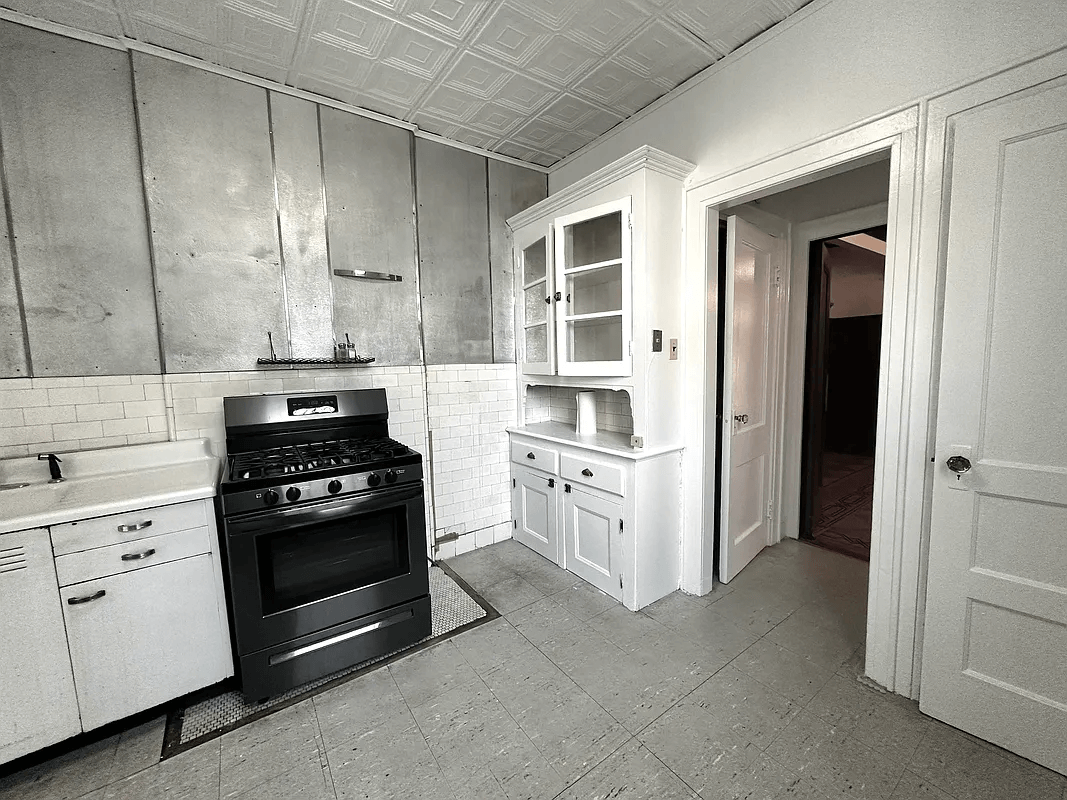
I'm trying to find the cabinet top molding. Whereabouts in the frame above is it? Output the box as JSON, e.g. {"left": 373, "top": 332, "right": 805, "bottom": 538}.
{"left": 506, "top": 146, "right": 696, "bottom": 230}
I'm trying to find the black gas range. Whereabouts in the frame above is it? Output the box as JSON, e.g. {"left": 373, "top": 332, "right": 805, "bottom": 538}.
{"left": 217, "top": 389, "right": 430, "bottom": 700}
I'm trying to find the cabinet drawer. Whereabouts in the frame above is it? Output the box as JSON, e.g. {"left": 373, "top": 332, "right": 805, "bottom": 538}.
{"left": 51, "top": 500, "right": 210, "bottom": 556}
{"left": 561, "top": 454, "right": 625, "bottom": 496}
{"left": 55, "top": 526, "right": 213, "bottom": 587}
{"left": 511, "top": 441, "right": 558, "bottom": 473}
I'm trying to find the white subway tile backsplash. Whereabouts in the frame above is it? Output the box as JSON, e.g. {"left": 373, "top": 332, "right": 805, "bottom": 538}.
{"left": 0, "top": 408, "right": 24, "bottom": 427}
{"left": 52, "top": 421, "right": 104, "bottom": 441}
{"left": 123, "top": 399, "right": 166, "bottom": 418}
{"left": 75, "top": 402, "right": 126, "bottom": 422}
{"left": 0, "top": 388, "right": 50, "bottom": 409}
{"left": 0, "top": 424, "right": 52, "bottom": 446}
{"left": 98, "top": 383, "right": 148, "bottom": 403}
{"left": 47, "top": 387, "right": 99, "bottom": 406}
{"left": 102, "top": 417, "right": 150, "bottom": 437}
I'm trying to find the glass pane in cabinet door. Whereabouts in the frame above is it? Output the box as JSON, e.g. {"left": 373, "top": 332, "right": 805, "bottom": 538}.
{"left": 525, "top": 324, "right": 548, "bottom": 363}
{"left": 564, "top": 211, "right": 621, "bottom": 268}
{"left": 525, "top": 286, "right": 547, "bottom": 326}
{"left": 523, "top": 237, "right": 547, "bottom": 283}
{"left": 567, "top": 264, "right": 622, "bottom": 315}
{"left": 567, "top": 317, "right": 623, "bottom": 362}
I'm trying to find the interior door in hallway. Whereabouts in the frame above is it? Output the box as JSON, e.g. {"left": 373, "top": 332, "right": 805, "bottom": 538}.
{"left": 921, "top": 77, "right": 1067, "bottom": 775}
{"left": 719, "top": 215, "right": 782, "bottom": 583}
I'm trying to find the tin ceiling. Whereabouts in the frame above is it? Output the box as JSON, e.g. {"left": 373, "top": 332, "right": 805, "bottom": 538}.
{"left": 2, "top": 0, "right": 811, "bottom": 167}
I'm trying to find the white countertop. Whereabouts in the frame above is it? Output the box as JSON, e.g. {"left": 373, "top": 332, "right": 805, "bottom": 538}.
{"left": 0, "top": 439, "right": 220, "bottom": 536}
{"left": 507, "top": 422, "right": 685, "bottom": 460}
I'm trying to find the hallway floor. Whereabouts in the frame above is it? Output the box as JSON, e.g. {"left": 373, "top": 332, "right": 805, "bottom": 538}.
{"left": 811, "top": 452, "right": 875, "bottom": 561}
{"left": 3, "top": 539, "right": 1064, "bottom": 800}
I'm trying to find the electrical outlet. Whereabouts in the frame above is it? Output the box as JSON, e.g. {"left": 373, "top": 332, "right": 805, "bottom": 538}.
{"left": 669, "top": 338, "right": 678, "bottom": 360}
{"left": 652, "top": 329, "right": 663, "bottom": 352}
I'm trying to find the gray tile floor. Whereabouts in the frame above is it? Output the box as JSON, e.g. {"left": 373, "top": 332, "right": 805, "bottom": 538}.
{"left": 3, "top": 538, "right": 1065, "bottom": 800}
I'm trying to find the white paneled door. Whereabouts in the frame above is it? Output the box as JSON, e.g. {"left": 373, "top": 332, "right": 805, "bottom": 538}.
{"left": 720, "top": 216, "right": 782, "bottom": 583}
{"left": 921, "top": 77, "right": 1067, "bottom": 775}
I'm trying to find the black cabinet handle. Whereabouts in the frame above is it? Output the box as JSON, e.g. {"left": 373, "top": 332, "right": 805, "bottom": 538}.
{"left": 121, "top": 548, "right": 156, "bottom": 562}
{"left": 526, "top": 452, "right": 535, "bottom": 459}
{"left": 554, "top": 291, "right": 562, "bottom": 301}
{"left": 545, "top": 296, "right": 551, "bottom": 304}
{"left": 564, "top": 484, "right": 572, "bottom": 493}
{"left": 581, "top": 468, "right": 594, "bottom": 477}
{"left": 548, "top": 478, "right": 555, "bottom": 488}
{"left": 68, "top": 589, "right": 106, "bottom": 605}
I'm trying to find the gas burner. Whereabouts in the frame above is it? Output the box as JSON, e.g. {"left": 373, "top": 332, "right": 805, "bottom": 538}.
{"left": 228, "top": 437, "right": 414, "bottom": 483}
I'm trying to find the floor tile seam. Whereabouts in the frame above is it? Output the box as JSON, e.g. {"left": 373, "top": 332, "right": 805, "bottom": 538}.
{"left": 480, "top": 677, "right": 571, "bottom": 788}
{"left": 546, "top": 736, "right": 639, "bottom": 800}
{"left": 308, "top": 693, "right": 339, "bottom": 800}
{"left": 399, "top": 695, "right": 464, "bottom": 800}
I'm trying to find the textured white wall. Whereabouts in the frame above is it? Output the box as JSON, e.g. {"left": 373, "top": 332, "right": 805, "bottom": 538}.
{"left": 551, "top": 0, "right": 1067, "bottom": 190}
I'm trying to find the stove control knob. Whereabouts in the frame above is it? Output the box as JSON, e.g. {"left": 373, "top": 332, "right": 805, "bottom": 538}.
{"left": 366, "top": 472, "right": 382, "bottom": 488}
{"left": 286, "top": 486, "right": 301, "bottom": 502}
{"left": 263, "top": 490, "right": 279, "bottom": 506}
{"left": 384, "top": 470, "right": 398, "bottom": 485}
{"left": 327, "top": 480, "right": 343, "bottom": 495}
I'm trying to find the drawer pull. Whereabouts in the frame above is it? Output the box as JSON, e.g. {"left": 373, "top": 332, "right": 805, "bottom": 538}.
{"left": 526, "top": 452, "right": 536, "bottom": 460}
{"left": 117, "top": 520, "right": 153, "bottom": 533}
{"left": 68, "top": 589, "right": 106, "bottom": 605}
{"left": 120, "top": 548, "right": 157, "bottom": 562}
{"left": 581, "top": 468, "right": 594, "bottom": 477}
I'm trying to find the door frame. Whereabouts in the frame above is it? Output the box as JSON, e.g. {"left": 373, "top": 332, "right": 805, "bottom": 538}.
{"left": 680, "top": 106, "right": 925, "bottom": 695}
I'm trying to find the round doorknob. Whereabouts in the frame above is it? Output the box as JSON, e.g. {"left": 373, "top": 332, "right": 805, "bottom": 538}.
{"left": 946, "top": 455, "right": 972, "bottom": 474}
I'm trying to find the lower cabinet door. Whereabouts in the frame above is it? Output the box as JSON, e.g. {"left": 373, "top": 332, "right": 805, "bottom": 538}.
{"left": 0, "top": 529, "right": 81, "bottom": 765}
{"left": 61, "top": 554, "right": 231, "bottom": 730}
{"left": 563, "top": 485, "right": 622, "bottom": 600}
{"left": 513, "top": 465, "right": 558, "bottom": 563}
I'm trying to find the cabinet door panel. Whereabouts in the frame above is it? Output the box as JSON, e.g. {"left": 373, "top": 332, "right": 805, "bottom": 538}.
{"left": 563, "top": 487, "right": 621, "bottom": 600}
{"left": 62, "top": 554, "right": 231, "bottom": 731}
{"left": 0, "top": 529, "right": 81, "bottom": 765}
{"left": 513, "top": 466, "right": 558, "bottom": 563}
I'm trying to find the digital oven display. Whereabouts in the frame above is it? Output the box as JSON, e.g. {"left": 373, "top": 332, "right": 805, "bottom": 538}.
{"left": 287, "top": 395, "right": 338, "bottom": 416}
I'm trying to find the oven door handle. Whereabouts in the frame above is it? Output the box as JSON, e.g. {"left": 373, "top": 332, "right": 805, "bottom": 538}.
{"left": 228, "top": 484, "right": 423, "bottom": 536}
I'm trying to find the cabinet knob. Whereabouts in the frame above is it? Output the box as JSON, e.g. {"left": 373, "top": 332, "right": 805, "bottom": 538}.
{"left": 581, "top": 468, "right": 594, "bottom": 477}
{"left": 67, "top": 589, "right": 106, "bottom": 605}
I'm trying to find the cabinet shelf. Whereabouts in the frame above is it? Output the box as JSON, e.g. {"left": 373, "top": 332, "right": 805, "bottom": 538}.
{"left": 563, "top": 257, "right": 624, "bottom": 276}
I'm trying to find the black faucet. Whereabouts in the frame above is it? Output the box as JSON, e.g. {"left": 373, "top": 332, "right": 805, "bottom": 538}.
{"left": 38, "top": 453, "right": 64, "bottom": 483}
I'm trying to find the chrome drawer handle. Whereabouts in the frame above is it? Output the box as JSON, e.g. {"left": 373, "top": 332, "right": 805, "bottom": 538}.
{"left": 582, "top": 468, "right": 594, "bottom": 477}
{"left": 68, "top": 589, "right": 106, "bottom": 605}
{"left": 121, "top": 548, "right": 156, "bottom": 562}
{"left": 117, "top": 520, "right": 152, "bottom": 533}
{"left": 526, "top": 452, "right": 536, "bottom": 460}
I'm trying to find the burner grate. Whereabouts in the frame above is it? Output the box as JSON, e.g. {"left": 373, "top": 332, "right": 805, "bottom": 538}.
{"left": 229, "top": 437, "right": 413, "bottom": 481}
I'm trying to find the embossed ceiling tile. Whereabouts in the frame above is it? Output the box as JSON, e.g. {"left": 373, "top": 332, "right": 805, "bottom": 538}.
{"left": 773, "top": 0, "right": 813, "bottom": 14}
{"left": 449, "top": 126, "right": 500, "bottom": 149}
{"left": 616, "top": 19, "right": 715, "bottom": 80}
{"left": 525, "top": 35, "right": 599, "bottom": 85}
{"left": 494, "top": 141, "right": 541, "bottom": 162}
{"left": 379, "top": 22, "right": 456, "bottom": 79}
{"left": 667, "top": 0, "right": 744, "bottom": 54}
{"left": 345, "top": 87, "right": 412, "bottom": 119}
{"left": 537, "top": 93, "right": 602, "bottom": 131}
{"left": 296, "top": 36, "right": 375, "bottom": 82}
{"left": 505, "top": 0, "right": 583, "bottom": 30}
{"left": 543, "top": 130, "right": 595, "bottom": 158}
{"left": 563, "top": 0, "right": 649, "bottom": 55}
{"left": 126, "top": 0, "right": 220, "bottom": 41}
{"left": 529, "top": 151, "right": 558, "bottom": 167}
{"left": 491, "top": 71, "right": 557, "bottom": 113}
{"left": 220, "top": 5, "right": 300, "bottom": 63}
{"left": 224, "top": 0, "right": 308, "bottom": 26}
{"left": 408, "top": 110, "right": 459, "bottom": 136}
{"left": 403, "top": 0, "right": 492, "bottom": 39}
{"left": 419, "top": 84, "right": 485, "bottom": 123}
{"left": 510, "top": 117, "right": 562, "bottom": 150}
{"left": 3, "top": 0, "right": 124, "bottom": 37}
{"left": 704, "top": 2, "right": 787, "bottom": 54}
{"left": 572, "top": 57, "right": 654, "bottom": 110}
{"left": 441, "top": 51, "right": 513, "bottom": 100}
{"left": 308, "top": 0, "right": 393, "bottom": 57}
{"left": 471, "top": 3, "right": 553, "bottom": 67}
{"left": 578, "top": 105, "right": 625, "bottom": 137}
{"left": 648, "top": 44, "right": 718, "bottom": 89}
{"left": 363, "top": 60, "right": 431, "bottom": 108}
{"left": 221, "top": 51, "right": 291, "bottom": 82}
{"left": 130, "top": 23, "right": 223, "bottom": 61}
{"left": 466, "top": 101, "right": 523, "bottom": 136}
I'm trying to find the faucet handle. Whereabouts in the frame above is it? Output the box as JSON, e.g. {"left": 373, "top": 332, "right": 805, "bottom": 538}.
{"left": 37, "top": 453, "right": 64, "bottom": 482}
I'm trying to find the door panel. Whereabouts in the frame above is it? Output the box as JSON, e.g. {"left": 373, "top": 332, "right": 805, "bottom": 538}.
{"left": 720, "top": 216, "right": 781, "bottom": 583}
{"left": 921, "top": 77, "right": 1067, "bottom": 775}
{"left": 563, "top": 486, "right": 622, "bottom": 599}
{"left": 513, "top": 466, "right": 557, "bottom": 562}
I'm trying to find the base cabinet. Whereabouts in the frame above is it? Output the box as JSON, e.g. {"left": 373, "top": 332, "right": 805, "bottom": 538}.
{"left": 512, "top": 465, "right": 558, "bottom": 563}
{"left": 0, "top": 529, "right": 81, "bottom": 765}
{"left": 563, "top": 485, "right": 622, "bottom": 600}
{"left": 61, "top": 553, "right": 232, "bottom": 730}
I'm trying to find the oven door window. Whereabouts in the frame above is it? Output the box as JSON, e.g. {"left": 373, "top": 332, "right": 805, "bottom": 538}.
{"left": 257, "top": 506, "right": 410, "bottom": 615}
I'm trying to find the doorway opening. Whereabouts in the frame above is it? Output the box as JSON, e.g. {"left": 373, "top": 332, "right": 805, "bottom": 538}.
{"left": 799, "top": 228, "right": 886, "bottom": 561}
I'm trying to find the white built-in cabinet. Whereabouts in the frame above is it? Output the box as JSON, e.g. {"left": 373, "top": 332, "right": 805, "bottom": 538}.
{"left": 507, "top": 147, "right": 694, "bottom": 611}
{"left": 0, "top": 498, "right": 232, "bottom": 764}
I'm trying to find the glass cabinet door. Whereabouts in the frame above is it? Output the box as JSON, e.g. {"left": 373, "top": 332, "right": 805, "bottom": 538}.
{"left": 553, "top": 197, "right": 632, "bottom": 376}
{"left": 517, "top": 230, "right": 554, "bottom": 375}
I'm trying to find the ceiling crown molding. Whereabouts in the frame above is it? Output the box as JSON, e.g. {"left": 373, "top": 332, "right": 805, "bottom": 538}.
{"left": 507, "top": 145, "right": 695, "bottom": 229}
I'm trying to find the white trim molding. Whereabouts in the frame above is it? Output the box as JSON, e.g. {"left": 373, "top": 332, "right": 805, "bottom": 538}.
{"left": 680, "top": 106, "right": 924, "bottom": 698}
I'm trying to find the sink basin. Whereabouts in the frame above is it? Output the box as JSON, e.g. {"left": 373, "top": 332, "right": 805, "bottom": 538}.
{"left": 0, "top": 483, "right": 31, "bottom": 491}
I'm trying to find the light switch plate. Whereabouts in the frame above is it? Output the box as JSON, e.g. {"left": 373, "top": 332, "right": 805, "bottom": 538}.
{"left": 669, "top": 338, "right": 678, "bottom": 360}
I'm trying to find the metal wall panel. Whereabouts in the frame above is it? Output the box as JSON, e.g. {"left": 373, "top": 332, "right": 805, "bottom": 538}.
{"left": 133, "top": 53, "right": 284, "bottom": 373}
{"left": 269, "top": 92, "right": 332, "bottom": 359}
{"left": 321, "top": 109, "right": 420, "bottom": 365}
{"left": 0, "top": 24, "right": 159, "bottom": 376}
{"left": 488, "top": 161, "right": 547, "bottom": 364}
{"left": 0, "top": 166, "right": 27, "bottom": 377}
{"left": 416, "top": 140, "right": 491, "bottom": 365}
